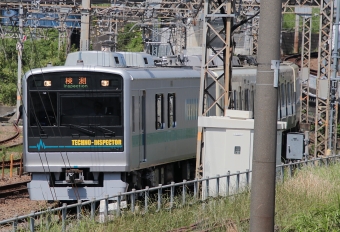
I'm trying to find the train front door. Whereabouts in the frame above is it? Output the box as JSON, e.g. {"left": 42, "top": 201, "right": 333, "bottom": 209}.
{"left": 139, "top": 90, "right": 146, "bottom": 162}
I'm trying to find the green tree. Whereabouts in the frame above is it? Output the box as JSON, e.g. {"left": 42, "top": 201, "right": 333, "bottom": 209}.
{"left": 117, "top": 23, "right": 143, "bottom": 52}
{"left": 0, "top": 28, "right": 68, "bottom": 105}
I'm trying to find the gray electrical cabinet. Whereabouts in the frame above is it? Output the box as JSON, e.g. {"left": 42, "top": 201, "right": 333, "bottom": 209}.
{"left": 286, "top": 133, "right": 304, "bottom": 159}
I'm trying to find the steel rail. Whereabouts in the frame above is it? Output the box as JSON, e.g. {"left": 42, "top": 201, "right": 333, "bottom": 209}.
{"left": 0, "top": 123, "right": 20, "bottom": 146}
{"left": 0, "top": 181, "right": 30, "bottom": 198}
{"left": 2, "top": 159, "right": 22, "bottom": 169}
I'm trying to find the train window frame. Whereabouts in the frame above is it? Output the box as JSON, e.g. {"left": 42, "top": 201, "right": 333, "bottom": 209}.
{"left": 155, "top": 94, "right": 164, "bottom": 130}
{"left": 168, "top": 93, "right": 176, "bottom": 128}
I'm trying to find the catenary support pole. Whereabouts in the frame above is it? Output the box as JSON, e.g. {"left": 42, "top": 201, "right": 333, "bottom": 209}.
{"left": 249, "top": 0, "right": 281, "bottom": 231}
{"left": 80, "top": 0, "right": 90, "bottom": 51}
{"left": 16, "top": 4, "right": 23, "bottom": 122}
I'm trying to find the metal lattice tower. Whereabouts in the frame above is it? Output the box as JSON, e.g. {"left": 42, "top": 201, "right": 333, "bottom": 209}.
{"left": 58, "top": 12, "right": 69, "bottom": 52}
{"left": 238, "top": 1, "right": 259, "bottom": 55}
{"left": 251, "top": 16, "right": 259, "bottom": 55}
{"left": 195, "top": 0, "right": 234, "bottom": 178}
{"left": 174, "top": 26, "right": 187, "bottom": 56}
{"left": 151, "top": 21, "right": 159, "bottom": 56}
{"left": 315, "top": 0, "right": 334, "bottom": 156}
{"left": 0, "top": 1, "right": 202, "bottom": 56}
{"left": 299, "top": 12, "right": 312, "bottom": 129}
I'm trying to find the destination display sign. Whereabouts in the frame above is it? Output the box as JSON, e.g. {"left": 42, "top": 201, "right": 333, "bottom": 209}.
{"left": 28, "top": 137, "right": 124, "bottom": 152}
{"left": 63, "top": 76, "right": 89, "bottom": 89}
{"left": 28, "top": 72, "right": 123, "bottom": 90}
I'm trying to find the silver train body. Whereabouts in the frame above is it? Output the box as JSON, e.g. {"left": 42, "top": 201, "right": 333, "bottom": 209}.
{"left": 23, "top": 52, "right": 299, "bottom": 200}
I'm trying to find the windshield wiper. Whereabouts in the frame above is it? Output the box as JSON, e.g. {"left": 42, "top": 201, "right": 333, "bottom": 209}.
{"left": 90, "top": 125, "right": 115, "bottom": 137}
{"left": 69, "top": 124, "right": 95, "bottom": 136}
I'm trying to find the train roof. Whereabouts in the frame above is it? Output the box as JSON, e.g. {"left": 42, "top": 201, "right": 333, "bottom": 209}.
{"left": 22, "top": 65, "right": 200, "bottom": 81}
{"left": 211, "top": 62, "right": 298, "bottom": 77}
{"left": 117, "top": 52, "right": 156, "bottom": 67}
{"left": 23, "top": 61, "right": 298, "bottom": 82}
{"left": 65, "top": 51, "right": 127, "bottom": 67}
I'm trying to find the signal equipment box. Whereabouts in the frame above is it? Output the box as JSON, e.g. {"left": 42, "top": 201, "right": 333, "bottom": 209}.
{"left": 198, "top": 110, "right": 287, "bottom": 197}
{"left": 286, "top": 133, "right": 304, "bottom": 160}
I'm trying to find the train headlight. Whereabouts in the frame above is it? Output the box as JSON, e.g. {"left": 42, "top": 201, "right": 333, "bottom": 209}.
{"left": 44, "top": 80, "right": 52, "bottom": 86}
{"left": 101, "top": 80, "right": 109, "bottom": 87}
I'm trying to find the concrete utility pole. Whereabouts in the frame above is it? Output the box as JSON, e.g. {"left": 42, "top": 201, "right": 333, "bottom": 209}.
{"left": 249, "top": 0, "right": 281, "bottom": 231}
{"left": 80, "top": 0, "right": 90, "bottom": 51}
{"left": 16, "top": 4, "right": 23, "bottom": 121}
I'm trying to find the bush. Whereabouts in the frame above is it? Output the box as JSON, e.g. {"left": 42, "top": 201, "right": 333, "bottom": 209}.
{"left": 0, "top": 82, "right": 17, "bottom": 105}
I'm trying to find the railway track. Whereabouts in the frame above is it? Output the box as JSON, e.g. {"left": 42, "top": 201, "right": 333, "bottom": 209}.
{"left": 2, "top": 159, "right": 22, "bottom": 169}
{"left": 0, "top": 181, "right": 30, "bottom": 198}
{"left": 0, "top": 123, "right": 23, "bottom": 170}
{"left": 0, "top": 123, "right": 22, "bottom": 151}
{"left": 0, "top": 123, "right": 20, "bottom": 147}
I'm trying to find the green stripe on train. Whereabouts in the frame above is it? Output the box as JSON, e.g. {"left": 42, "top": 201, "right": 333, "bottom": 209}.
{"left": 132, "top": 127, "right": 197, "bottom": 147}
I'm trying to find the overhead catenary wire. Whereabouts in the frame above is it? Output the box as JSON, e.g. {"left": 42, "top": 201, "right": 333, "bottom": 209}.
{"left": 11, "top": 21, "right": 60, "bottom": 201}
{"left": 6, "top": 13, "right": 85, "bottom": 200}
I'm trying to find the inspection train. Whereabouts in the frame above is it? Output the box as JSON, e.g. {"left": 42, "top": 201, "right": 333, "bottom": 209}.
{"left": 23, "top": 51, "right": 299, "bottom": 200}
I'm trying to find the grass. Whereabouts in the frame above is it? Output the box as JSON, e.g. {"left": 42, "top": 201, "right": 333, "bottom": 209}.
{"left": 19, "top": 162, "right": 340, "bottom": 231}
{"left": 0, "top": 145, "right": 23, "bottom": 161}
{"left": 6, "top": 145, "right": 23, "bottom": 154}
{"left": 277, "top": 163, "right": 340, "bottom": 231}
{"left": 0, "top": 145, "right": 22, "bottom": 177}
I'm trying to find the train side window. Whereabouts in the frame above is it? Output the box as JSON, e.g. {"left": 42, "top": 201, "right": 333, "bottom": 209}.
{"left": 144, "top": 58, "right": 148, "bottom": 64}
{"left": 291, "top": 82, "right": 295, "bottom": 113}
{"left": 233, "top": 90, "right": 237, "bottom": 110}
{"left": 114, "top": 57, "right": 120, "bottom": 64}
{"left": 155, "top": 94, "right": 164, "bottom": 129}
{"left": 132, "top": 96, "right": 135, "bottom": 132}
{"left": 168, "top": 93, "right": 176, "bottom": 128}
{"left": 287, "top": 83, "right": 291, "bottom": 104}
{"left": 280, "top": 84, "right": 285, "bottom": 106}
{"left": 239, "top": 87, "right": 242, "bottom": 110}
{"left": 251, "top": 89, "right": 255, "bottom": 117}
{"left": 245, "top": 89, "right": 249, "bottom": 111}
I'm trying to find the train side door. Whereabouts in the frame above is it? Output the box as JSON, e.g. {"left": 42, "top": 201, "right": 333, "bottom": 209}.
{"left": 139, "top": 90, "right": 146, "bottom": 162}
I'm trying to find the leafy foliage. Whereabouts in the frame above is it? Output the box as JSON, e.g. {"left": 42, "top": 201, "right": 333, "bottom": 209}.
{"left": 117, "top": 23, "right": 143, "bottom": 52}
{"left": 0, "top": 29, "right": 67, "bottom": 105}
{"left": 282, "top": 8, "right": 320, "bottom": 34}
{"left": 0, "top": 25, "right": 143, "bottom": 105}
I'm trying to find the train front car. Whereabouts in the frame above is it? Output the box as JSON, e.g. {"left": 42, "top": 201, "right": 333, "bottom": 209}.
{"left": 23, "top": 66, "right": 129, "bottom": 201}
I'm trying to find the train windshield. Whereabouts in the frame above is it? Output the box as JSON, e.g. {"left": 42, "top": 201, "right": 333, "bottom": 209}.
{"left": 29, "top": 92, "right": 58, "bottom": 127}
{"left": 60, "top": 95, "right": 122, "bottom": 126}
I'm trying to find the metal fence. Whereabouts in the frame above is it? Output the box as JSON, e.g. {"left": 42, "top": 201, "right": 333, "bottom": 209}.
{"left": 1, "top": 154, "right": 340, "bottom": 231}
